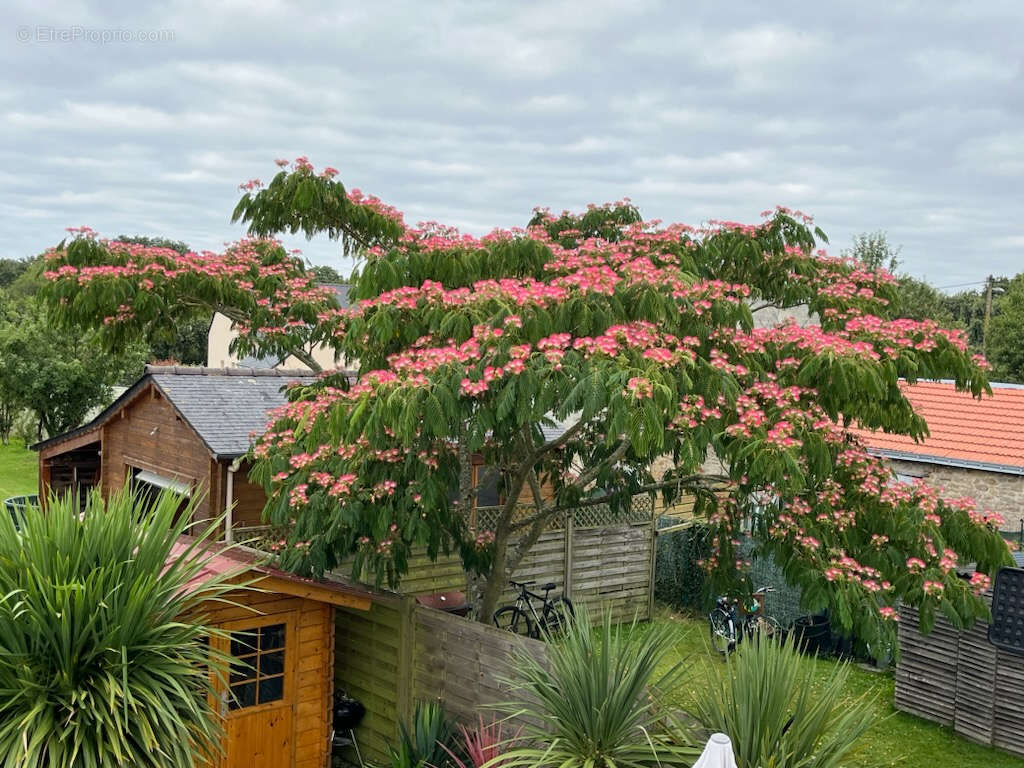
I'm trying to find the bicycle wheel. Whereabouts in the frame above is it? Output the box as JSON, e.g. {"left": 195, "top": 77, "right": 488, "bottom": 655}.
{"left": 746, "top": 615, "right": 782, "bottom": 642}
{"left": 540, "top": 596, "right": 575, "bottom": 637}
{"left": 709, "top": 610, "right": 737, "bottom": 655}
{"left": 493, "top": 606, "right": 534, "bottom": 637}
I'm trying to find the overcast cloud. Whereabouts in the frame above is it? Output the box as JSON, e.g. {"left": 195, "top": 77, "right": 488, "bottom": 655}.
{"left": 2, "top": 0, "right": 1022, "bottom": 286}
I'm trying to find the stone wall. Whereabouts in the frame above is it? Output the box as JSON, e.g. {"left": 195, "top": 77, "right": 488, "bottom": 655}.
{"left": 888, "top": 458, "right": 1024, "bottom": 529}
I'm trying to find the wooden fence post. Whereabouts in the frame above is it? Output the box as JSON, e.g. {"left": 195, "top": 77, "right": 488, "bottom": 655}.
{"left": 396, "top": 596, "right": 416, "bottom": 728}
{"left": 647, "top": 501, "right": 658, "bottom": 621}
{"left": 564, "top": 510, "right": 574, "bottom": 599}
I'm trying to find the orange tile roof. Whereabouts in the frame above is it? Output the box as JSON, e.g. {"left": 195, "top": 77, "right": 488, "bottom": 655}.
{"left": 851, "top": 381, "right": 1024, "bottom": 473}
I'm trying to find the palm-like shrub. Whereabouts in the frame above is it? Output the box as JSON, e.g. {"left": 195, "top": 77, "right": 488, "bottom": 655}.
{"left": 0, "top": 488, "right": 244, "bottom": 768}
{"left": 496, "top": 608, "right": 700, "bottom": 768}
{"left": 694, "top": 635, "right": 874, "bottom": 768}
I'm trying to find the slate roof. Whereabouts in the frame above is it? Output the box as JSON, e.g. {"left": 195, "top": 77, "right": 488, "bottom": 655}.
{"left": 850, "top": 380, "right": 1024, "bottom": 474}
{"left": 33, "top": 366, "right": 317, "bottom": 459}
{"left": 149, "top": 367, "right": 316, "bottom": 459}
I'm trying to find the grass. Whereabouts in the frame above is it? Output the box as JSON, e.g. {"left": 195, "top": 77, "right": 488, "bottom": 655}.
{"left": 651, "top": 607, "right": 1023, "bottom": 768}
{"left": 0, "top": 438, "right": 38, "bottom": 500}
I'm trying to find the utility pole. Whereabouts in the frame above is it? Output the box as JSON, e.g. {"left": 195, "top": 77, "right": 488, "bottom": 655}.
{"left": 984, "top": 275, "right": 994, "bottom": 354}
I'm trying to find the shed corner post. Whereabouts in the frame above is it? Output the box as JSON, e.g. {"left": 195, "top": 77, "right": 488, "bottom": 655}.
{"left": 396, "top": 595, "right": 417, "bottom": 729}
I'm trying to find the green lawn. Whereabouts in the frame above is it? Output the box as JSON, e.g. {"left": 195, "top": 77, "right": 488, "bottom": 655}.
{"left": 0, "top": 439, "right": 38, "bottom": 500}
{"left": 652, "top": 608, "right": 1023, "bottom": 768}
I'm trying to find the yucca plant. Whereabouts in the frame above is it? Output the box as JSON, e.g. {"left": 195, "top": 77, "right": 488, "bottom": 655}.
{"left": 495, "top": 607, "right": 701, "bottom": 768}
{"left": 0, "top": 487, "right": 247, "bottom": 768}
{"left": 389, "top": 700, "right": 458, "bottom": 768}
{"left": 694, "top": 635, "right": 874, "bottom": 768}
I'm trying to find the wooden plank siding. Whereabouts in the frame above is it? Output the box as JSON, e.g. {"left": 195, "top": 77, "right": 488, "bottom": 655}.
{"left": 340, "top": 520, "right": 655, "bottom": 623}
{"left": 231, "top": 460, "right": 271, "bottom": 529}
{"left": 334, "top": 597, "right": 408, "bottom": 764}
{"left": 100, "top": 383, "right": 215, "bottom": 521}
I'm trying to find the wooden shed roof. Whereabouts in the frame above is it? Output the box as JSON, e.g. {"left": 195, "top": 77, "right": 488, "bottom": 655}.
{"left": 170, "top": 537, "right": 374, "bottom": 611}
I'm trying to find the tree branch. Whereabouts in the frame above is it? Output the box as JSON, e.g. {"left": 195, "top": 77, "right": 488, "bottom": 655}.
{"left": 573, "top": 438, "right": 631, "bottom": 489}
{"left": 535, "top": 416, "right": 586, "bottom": 456}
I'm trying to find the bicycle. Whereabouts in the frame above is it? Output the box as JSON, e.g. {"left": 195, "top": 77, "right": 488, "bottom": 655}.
{"left": 493, "top": 580, "right": 575, "bottom": 639}
{"left": 708, "top": 586, "right": 782, "bottom": 654}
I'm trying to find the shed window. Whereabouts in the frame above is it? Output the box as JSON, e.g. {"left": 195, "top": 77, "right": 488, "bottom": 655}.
{"left": 129, "top": 467, "right": 191, "bottom": 517}
{"left": 474, "top": 465, "right": 502, "bottom": 507}
{"left": 228, "top": 623, "right": 286, "bottom": 710}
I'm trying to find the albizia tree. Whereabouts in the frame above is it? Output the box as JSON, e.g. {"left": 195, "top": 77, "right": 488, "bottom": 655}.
{"left": 41, "top": 158, "right": 1010, "bottom": 646}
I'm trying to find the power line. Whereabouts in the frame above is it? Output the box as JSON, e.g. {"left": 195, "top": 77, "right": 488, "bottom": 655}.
{"left": 934, "top": 280, "right": 988, "bottom": 291}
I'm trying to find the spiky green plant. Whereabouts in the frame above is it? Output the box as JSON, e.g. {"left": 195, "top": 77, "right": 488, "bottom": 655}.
{"left": 494, "top": 608, "right": 701, "bottom": 768}
{"left": 389, "top": 699, "right": 458, "bottom": 768}
{"left": 0, "top": 487, "right": 247, "bottom": 768}
{"left": 694, "top": 635, "right": 875, "bottom": 768}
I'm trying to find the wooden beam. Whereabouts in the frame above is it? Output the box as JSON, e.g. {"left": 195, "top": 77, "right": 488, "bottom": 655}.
{"left": 38, "top": 427, "right": 102, "bottom": 459}
{"left": 252, "top": 574, "right": 373, "bottom": 611}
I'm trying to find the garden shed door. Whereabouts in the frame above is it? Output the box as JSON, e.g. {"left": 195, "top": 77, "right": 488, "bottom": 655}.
{"left": 216, "top": 612, "right": 298, "bottom": 768}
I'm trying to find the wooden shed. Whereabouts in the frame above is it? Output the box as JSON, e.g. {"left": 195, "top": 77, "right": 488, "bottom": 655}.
{"left": 33, "top": 365, "right": 316, "bottom": 538}
{"left": 173, "top": 539, "right": 376, "bottom": 768}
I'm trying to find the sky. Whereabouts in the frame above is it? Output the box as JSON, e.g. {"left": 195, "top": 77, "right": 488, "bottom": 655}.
{"left": 2, "top": 1, "right": 1022, "bottom": 288}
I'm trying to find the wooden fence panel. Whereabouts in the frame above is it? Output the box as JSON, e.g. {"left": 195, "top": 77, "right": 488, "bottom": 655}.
{"left": 992, "top": 648, "right": 1024, "bottom": 758}
{"left": 895, "top": 598, "right": 1024, "bottom": 759}
{"left": 894, "top": 605, "right": 958, "bottom": 726}
{"left": 411, "top": 605, "right": 549, "bottom": 732}
{"left": 570, "top": 523, "right": 652, "bottom": 622}
{"left": 954, "top": 622, "right": 996, "bottom": 745}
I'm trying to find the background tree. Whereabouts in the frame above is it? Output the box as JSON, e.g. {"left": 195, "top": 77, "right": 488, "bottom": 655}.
{"left": 842, "top": 231, "right": 902, "bottom": 273}
{"left": 0, "top": 256, "right": 34, "bottom": 289}
{"left": 0, "top": 297, "right": 146, "bottom": 439}
{"left": 39, "top": 160, "right": 1011, "bottom": 648}
{"left": 309, "top": 263, "right": 346, "bottom": 284}
{"left": 0, "top": 488, "right": 244, "bottom": 768}
{"left": 986, "top": 274, "right": 1024, "bottom": 383}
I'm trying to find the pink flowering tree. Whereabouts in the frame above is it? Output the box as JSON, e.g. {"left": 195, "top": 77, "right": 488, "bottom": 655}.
{"left": 40, "top": 158, "right": 1010, "bottom": 644}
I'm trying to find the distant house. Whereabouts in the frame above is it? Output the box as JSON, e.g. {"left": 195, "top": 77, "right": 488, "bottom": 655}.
{"left": 851, "top": 380, "right": 1024, "bottom": 530}
{"left": 206, "top": 283, "right": 351, "bottom": 370}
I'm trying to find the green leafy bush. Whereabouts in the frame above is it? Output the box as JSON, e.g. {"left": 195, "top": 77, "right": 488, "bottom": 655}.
{"left": 0, "top": 488, "right": 244, "bottom": 768}
{"left": 694, "top": 635, "right": 874, "bottom": 768}
{"left": 496, "top": 607, "right": 701, "bottom": 768}
{"left": 654, "top": 521, "right": 712, "bottom": 611}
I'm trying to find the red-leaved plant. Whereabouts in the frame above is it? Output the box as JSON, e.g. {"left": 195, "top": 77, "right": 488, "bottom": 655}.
{"left": 441, "top": 715, "right": 522, "bottom": 768}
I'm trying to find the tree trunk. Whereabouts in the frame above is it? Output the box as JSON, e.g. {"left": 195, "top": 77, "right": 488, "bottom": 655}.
{"left": 477, "top": 526, "right": 511, "bottom": 622}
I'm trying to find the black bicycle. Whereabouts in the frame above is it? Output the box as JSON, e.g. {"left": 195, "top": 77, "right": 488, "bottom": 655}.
{"left": 708, "top": 586, "right": 782, "bottom": 654}
{"left": 493, "top": 580, "right": 575, "bottom": 639}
